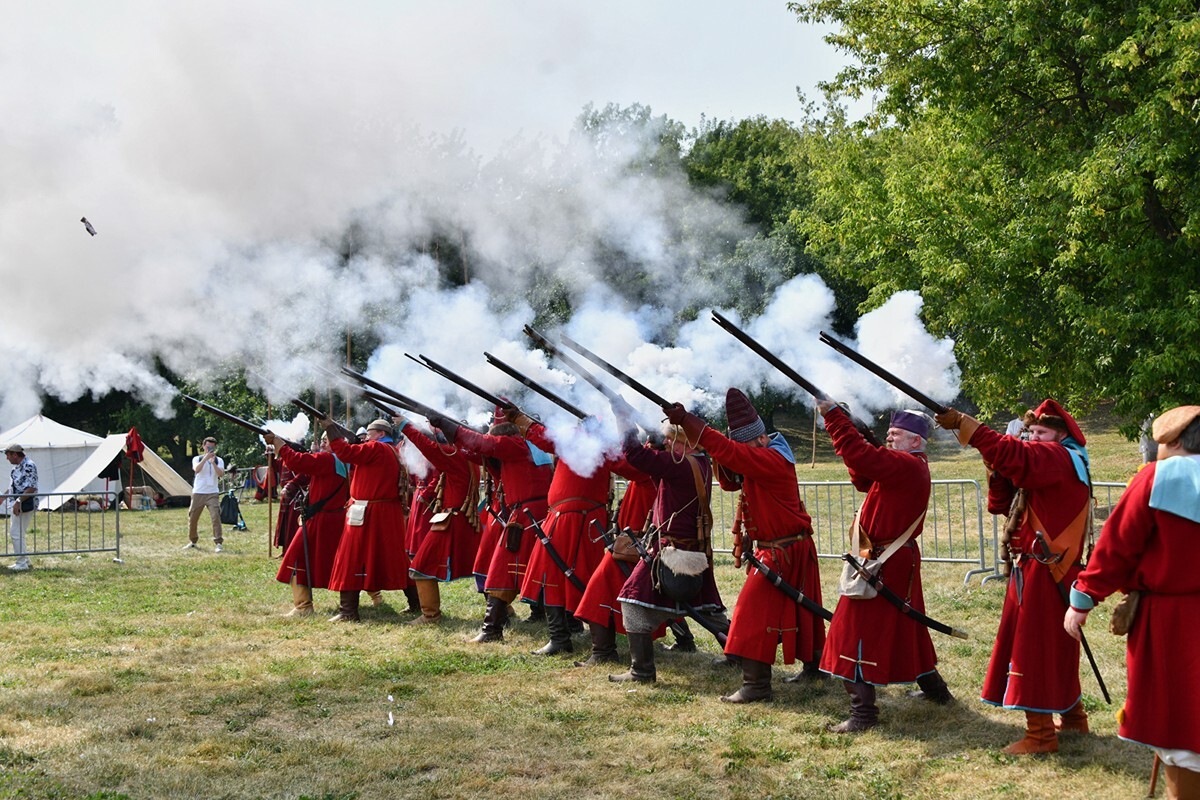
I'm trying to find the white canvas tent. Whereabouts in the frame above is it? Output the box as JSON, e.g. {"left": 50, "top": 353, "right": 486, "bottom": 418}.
{"left": 0, "top": 415, "right": 191, "bottom": 511}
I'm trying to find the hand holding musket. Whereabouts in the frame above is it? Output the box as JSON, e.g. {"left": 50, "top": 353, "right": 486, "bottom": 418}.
{"left": 290, "top": 396, "right": 357, "bottom": 442}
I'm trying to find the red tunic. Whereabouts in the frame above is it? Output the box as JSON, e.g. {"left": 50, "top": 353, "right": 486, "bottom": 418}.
{"left": 404, "top": 465, "right": 441, "bottom": 558}
{"left": 1073, "top": 460, "right": 1200, "bottom": 754}
{"left": 701, "top": 427, "right": 825, "bottom": 666}
{"left": 326, "top": 438, "right": 410, "bottom": 592}
{"left": 819, "top": 408, "right": 938, "bottom": 684}
{"left": 398, "top": 422, "right": 481, "bottom": 581}
{"left": 469, "top": 456, "right": 504, "bottom": 593}
{"left": 274, "top": 445, "right": 348, "bottom": 589}
{"left": 971, "top": 424, "right": 1089, "bottom": 713}
{"left": 519, "top": 423, "right": 617, "bottom": 610}
{"left": 274, "top": 465, "right": 306, "bottom": 549}
{"left": 454, "top": 427, "right": 552, "bottom": 594}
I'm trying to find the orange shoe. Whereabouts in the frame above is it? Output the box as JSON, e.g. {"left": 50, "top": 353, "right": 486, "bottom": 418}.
{"left": 1055, "top": 702, "right": 1089, "bottom": 734}
{"left": 1002, "top": 712, "right": 1058, "bottom": 755}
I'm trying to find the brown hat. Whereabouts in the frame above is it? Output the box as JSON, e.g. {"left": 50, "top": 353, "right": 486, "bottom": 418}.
{"left": 726, "top": 388, "right": 765, "bottom": 442}
{"left": 1152, "top": 405, "right": 1200, "bottom": 444}
{"left": 365, "top": 419, "right": 395, "bottom": 437}
{"left": 3, "top": 443, "right": 23, "bottom": 454}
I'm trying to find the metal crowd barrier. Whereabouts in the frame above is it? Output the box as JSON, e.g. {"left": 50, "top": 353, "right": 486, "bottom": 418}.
{"left": 1, "top": 491, "right": 122, "bottom": 562}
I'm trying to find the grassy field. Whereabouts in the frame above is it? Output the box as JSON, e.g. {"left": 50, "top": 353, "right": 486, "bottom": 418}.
{"left": 0, "top": 412, "right": 1150, "bottom": 800}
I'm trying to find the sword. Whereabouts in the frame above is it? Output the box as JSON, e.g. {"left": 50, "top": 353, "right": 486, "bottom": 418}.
{"left": 620, "top": 527, "right": 729, "bottom": 647}
{"left": 742, "top": 549, "right": 834, "bottom": 622}
{"left": 1031, "top": 531, "right": 1111, "bottom": 704}
{"left": 842, "top": 553, "right": 969, "bottom": 639}
{"left": 523, "top": 508, "right": 587, "bottom": 593}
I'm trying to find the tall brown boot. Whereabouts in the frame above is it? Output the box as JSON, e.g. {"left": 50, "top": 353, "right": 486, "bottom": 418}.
{"left": 1001, "top": 712, "right": 1058, "bottom": 755}
{"left": 532, "top": 607, "right": 574, "bottom": 655}
{"left": 1056, "top": 700, "right": 1089, "bottom": 733}
{"left": 784, "top": 650, "right": 826, "bottom": 683}
{"left": 908, "top": 670, "right": 954, "bottom": 704}
{"left": 828, "top": 680, "right": 879, "bottom": 732}
{"left": 283, "top": 577, "right": 314, "bottom": 617}
{"left": 721, "top": 659, "right": 773, "bottom": 703}
{"left": 408, "top": 579, "right": 442, "bottom": 625}
{"left": 609, "top": 632, "right": 655, "bottom": 682}
{"left": 328, "top": 591, "right": 361, "bottom": 623}
{"left": 1165, "top": 764, "right": 1200, "bottom": 800}
{"left": 574, "top": 622, "right": 619, "bottom": 666}
{"left": 471, "top": 595, "right": 507, "bottom": 643}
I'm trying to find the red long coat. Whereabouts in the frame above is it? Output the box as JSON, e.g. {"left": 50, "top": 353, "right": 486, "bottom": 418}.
{"left": 399, "top": 422, "right": 481, "bottom": 582}
{"left": 819, "top": 408, "right": 938, "bottom": 684}
{"left": 469, "top": 455, "right": 504, "bottom": 593}
{"left": 519, "top": 423, "right": 617, "bottom": 610}
{"left": 404, "top": 463, "right": 441, "bottom": 558}
{"left": 701, "top": 427, "right": 825, "bottom": 666}
{"left": 971, "top": 424, "right": 1089, "bottom": 713}
{"left": 274, "top": 445, "right": 348, "bottom": 590}
{"left": 326, "top": 438, "right": 410, "bottom": 592}
{"left": 575, "top": 463, "right": 655, "bottom": 633}
{"left": 454, "top": 427, "right": 553, "bottom": 594}
{"left": 1074, "top": 459, "right": 1200, "bottom": 754}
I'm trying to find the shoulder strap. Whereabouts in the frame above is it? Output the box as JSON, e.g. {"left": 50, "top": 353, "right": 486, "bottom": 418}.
{"left": 853, "top": 505, "right": 925, "bottom": 563}
{"left": 685, "top": 455, "right": 713, "bottom": 543}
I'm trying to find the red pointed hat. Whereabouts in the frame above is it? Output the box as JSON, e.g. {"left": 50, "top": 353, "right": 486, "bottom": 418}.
{"left": 726, "top": 388, "right": 765, "bottom": 442}
{"left": 1027, "top": 398, "right": 1085, "bottom": 445}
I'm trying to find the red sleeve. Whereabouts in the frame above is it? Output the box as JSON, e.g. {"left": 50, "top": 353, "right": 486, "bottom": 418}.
{"left": 329, "top": 437, "right": 384, "bottom": 467}
{"left": 524, "top": 423, "right": 557, "bottom": 456}
{"left": 1074, "top": 467, "right": 1155, "bottom": 603}
{"left": 698, "top": 426, "right": 786, "bottom": 480}
{"left": 455, "top": 427, "right": 531, "bottom": 460}
{"left": 400, "top": 422, "right": 466, "bottom": 476}
{"left": 824, "top": 407, "right": 909, "bottom": 485}
{"left": 969, "top": 425, "right": 1076, "bottom": 489}
{"left": 277, "top": 444, "right": 337, "bottom": 477}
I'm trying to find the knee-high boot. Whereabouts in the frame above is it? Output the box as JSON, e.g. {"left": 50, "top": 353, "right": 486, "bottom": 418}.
{"left": 402, "top": 585, "right": 420, "bottom": 614}
{"left": 471, "top": 595, "right": 508, "bottom": 643}
{"left": 829, "top": 681, "right": 879, "bottom": 732}
{"left": 532, "top": 607, "right": 573, "bottom": 655}
{"left": 609, "top": 633, "right": 655, "bottom": 682}
{"left": 721, "top": 658, "right": 773, "bottom": 703}
{"left": 329, "top": 590, "right": 361, "bottom": 623}
{"left": 664, "top": 619, "right": 696, "bottom": 652}
{"left": 1056, "top": 700, "right": 1089, "bottom": 733}
{"left": 574, "top": 622, "right": 619, "bottom": 666}
{"left": 1165, "top": 764, "right": 1200, "bottom": 800}
{"left": 1001, "top": 712, "right": 1058, "bottom": 755}
{"left": 909, "top": 670, "right": 954, "bottom": 704}
{"left": 284, "top": 577, "right": 314, "bottom": 617}
{"left": 784, "top": 649, "right": 826, "bottom": 683}
{"left": 408, "top": 579, "right": 442, "bottom": 624}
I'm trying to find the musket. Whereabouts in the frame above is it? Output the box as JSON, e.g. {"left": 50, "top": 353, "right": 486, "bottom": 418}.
{"left": 523, "top": 508, "right": 587, "bottom": 592}
{"left": 842, "top": 553, "right": 969, "bottom": 639}
{"left": 557, "top": 333, "right": 670, "bottom": 408}
{"left": 484, "top": 352, "right": 587, "bottom": 419}
{"left": 742, "top": 549, "right": 835, "bottom": 622}
{"left": 182, "top": 394, "right": 305, "bottom": 451}
{"left": 818, "top": 330, "right": 950, "bottom": 414}
{"left": 621, "top": 526, "right": 729, "bottom": 647}
{"left": 338, "top": 365, "right": 455, "bottom": 423}
{"left": 406, "top": 353, "right": 508, "bottom": 409}
{"left": 524, "top": 325, "right": 621, "bottom": 402}
{"left": 288, "top": 396, "right": 358, "bottom": 442}
{"left": 1031, "top": 531, "right": 1111, "bottom": 704}
{"left": 711, "top": 310, "right": 882, "bottom": 447}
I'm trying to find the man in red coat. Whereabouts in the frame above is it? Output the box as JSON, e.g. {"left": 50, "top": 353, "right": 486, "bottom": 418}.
{"left": 322, "top": 418, "right": 411, "bottom": 623}
{"left": 937, "top": 398, "right": 1091, "bottom": 754}
{"left": 429, "top": 411, "right": 553, "bottom": 644}
{"left": 819, "top": 403, "right": 952, "bottom": 732}
{"left": 1066, "top": 405, "right": 1200, "bottom": 796}
{"left": 664, "top": 388, "right": 825, "bottom": 703}
{"left": 394, "top": 416, "right": 482, "bottom": 624}
{"left": 267, "top": 432, "right": 349, "bottom": 617}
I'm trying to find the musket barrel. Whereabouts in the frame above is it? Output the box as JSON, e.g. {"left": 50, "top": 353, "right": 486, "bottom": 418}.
{"left": 409, "top": 353, "right": 508, "bottom": 409}
{"left": 556, "top": 333, "right": 670, "bottom": 408}
{"left": 183, "top": 394, "right": 272, "bottom": 438}
{"left": 818, "top": 331, "right": 950, "bottom": 414}
{"left": 483, "top": 352, "right": 587, "bottom": 419}
{"left": 711, "top": 310, "right": 827, "bottom": 401}
{"left": 523, "top": 325, "right": 621, "bottom": 402}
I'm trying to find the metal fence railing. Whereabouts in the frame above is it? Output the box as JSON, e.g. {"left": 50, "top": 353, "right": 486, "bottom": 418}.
{"left": 2, "top": 492, "right": 122, "bottom": 562}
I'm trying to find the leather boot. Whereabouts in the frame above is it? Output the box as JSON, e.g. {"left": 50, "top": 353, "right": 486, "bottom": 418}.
{"left": 609, "top": 632, "right": 655, "bottom": 682}
{"left": 525, "top": 599, "right": 546, "bottom": 623}
{"left": 367, "top": 590, "right": 385, "bottom": 607}
{"left": 907, "top": 671, "right": 953, "bottom": 704}
{"left": 1055, "top": 700, "right": 1089, "bottom": 733}
{"left": 284, "top": 577, "right": 314, "bottom": 617}
{"left": 712, "top": 653, "right": 741, "bottom": 668}
{"left": 574, "top": 623, "right": 620, "bottom": 666}
{"left": 471, "top": 595, "right": 507, "bottom": 643}
{"left": 532, "top": 607, "right": 574, "bottom": 655}
{"left": 721, "top": 658, "right": 773, "bottom": 703}
{"left": 1165, "top": 764, "right": 1200, "bottom": 800}
{"left": 1001, "top": 712, "right": 1058, "bottom": 755}
{"left": 664, "top": 619, "right": 696, "bottom": 652}
{"left": 328, "top": 591, "right": 361, "bottom": 623}
{"left": 408, "top": 579, "right": 442, "bottom": 625}
{"left": 784, "top": 650, "right": 826, "bottom": 683}
{"left": 829, "top": 681, "right": 879, "bottom": 732}
{"left": 402, "top": 585, "right": 420, "bottom": 614}
{"left": 567, "top": 611, "right": 584, "bottom": 636}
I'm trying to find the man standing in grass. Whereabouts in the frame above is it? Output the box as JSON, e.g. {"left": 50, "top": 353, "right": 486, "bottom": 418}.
{"left": 185, "top": 436, "right": 225, "bottom": 553}
{"left": 818, "top": 403, "right": 952, "bottom": 732}
{"left": 937, "top": 399, "right": 1091, "bottom": 755}
{"left": 1066, "top": 405, "right": 1200, "bottom": 796}
{"left": 5, "top": 443, "right": 37, "bottom": 572}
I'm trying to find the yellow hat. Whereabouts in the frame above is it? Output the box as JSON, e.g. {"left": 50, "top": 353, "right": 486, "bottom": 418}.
{"left": 1151, "top": 405, "right": 1200, "bottom": 444}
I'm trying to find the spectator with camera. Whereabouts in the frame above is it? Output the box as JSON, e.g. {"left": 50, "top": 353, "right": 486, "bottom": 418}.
{"left": 184, "top": 436, "right": 226, "bottom": 552}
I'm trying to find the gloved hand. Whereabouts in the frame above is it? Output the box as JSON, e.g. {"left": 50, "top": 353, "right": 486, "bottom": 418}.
{"left": 662, "top": 402, "right": 687, "bottom": 425}
{"left": 426, "top": 413, "right": 460, "bottom": 442}
{"left": 935, "top": 409, "right": 964, "bottom": 430}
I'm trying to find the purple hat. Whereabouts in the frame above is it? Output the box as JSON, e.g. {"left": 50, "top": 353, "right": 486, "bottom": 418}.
{"left": 890, "top": 410, "right": 931, "bottom": 439}
{"left": 726, "top": 388, "right": 766, "bottom": 442}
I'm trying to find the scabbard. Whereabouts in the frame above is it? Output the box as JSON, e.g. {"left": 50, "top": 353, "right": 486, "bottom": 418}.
{"left": 743, "top": 550, "right": 834, "bottom": 622}
{"left": 843, "top": 554, "right": 968, "bottom": 639}
{"left": 524, "top": 509, "right": 587, "bottom": 592}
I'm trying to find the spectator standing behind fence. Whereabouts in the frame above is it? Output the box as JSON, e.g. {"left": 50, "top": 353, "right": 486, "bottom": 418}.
{"left": 5, "top": 443, "right": 37, "bottom": 572}
{"left": 184, "top": 436, "right": 225, "bottom": 553}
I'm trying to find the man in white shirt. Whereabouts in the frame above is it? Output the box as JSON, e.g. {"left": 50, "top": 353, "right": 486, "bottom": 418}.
{"left": 5, "top": 443, "right": 38, "bottom": 571}
{"left": 185, "top": 436, "right": 226, "bottom": 552}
